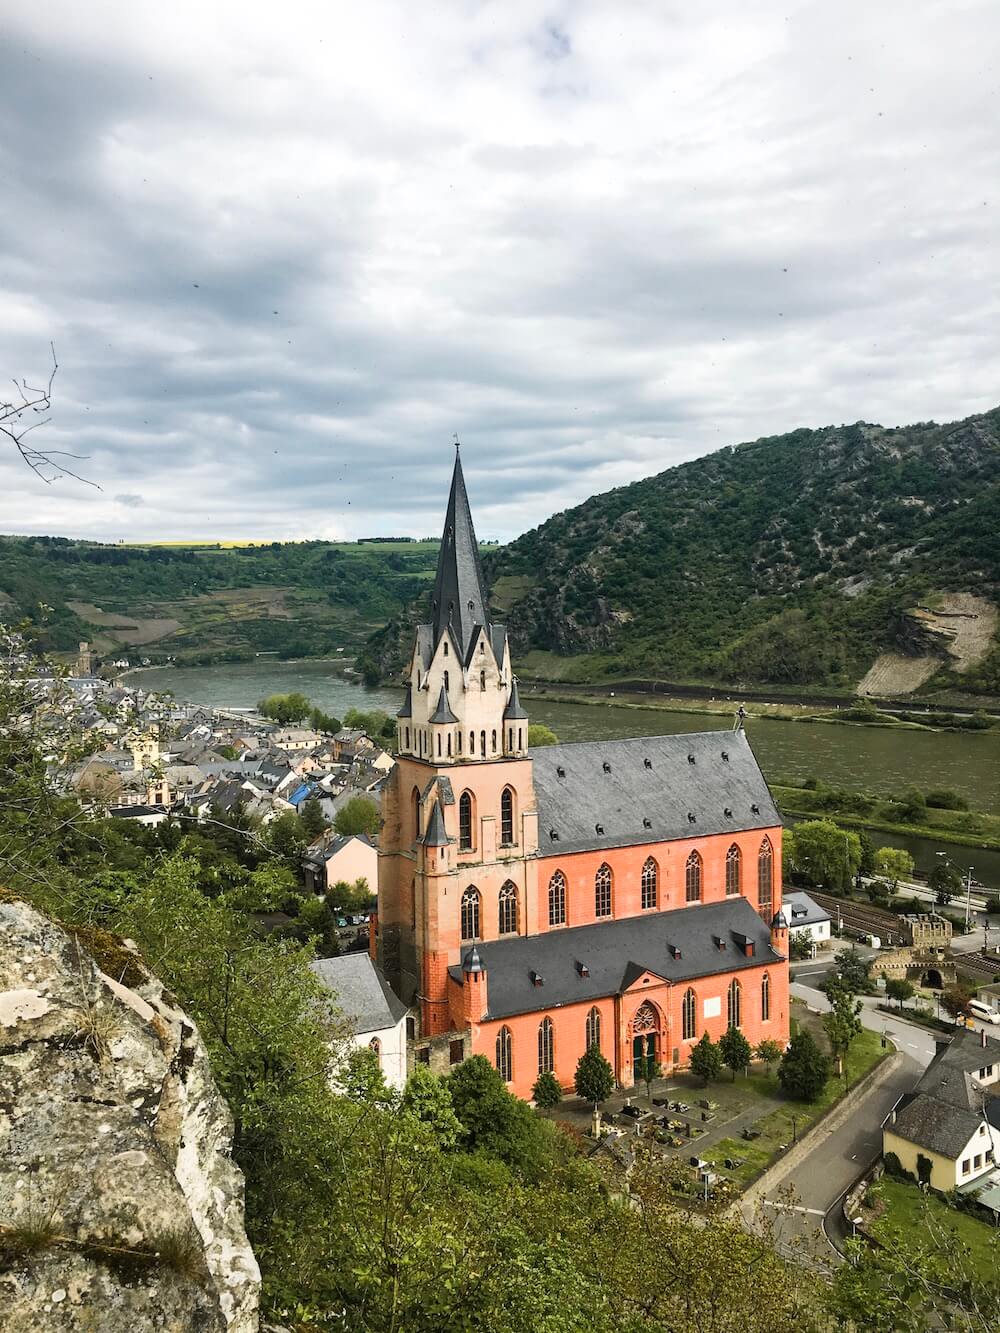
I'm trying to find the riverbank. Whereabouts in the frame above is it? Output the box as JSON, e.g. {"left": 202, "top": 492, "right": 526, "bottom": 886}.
{"left": 772, "top": 782, "right": 1000, "bottom": 853}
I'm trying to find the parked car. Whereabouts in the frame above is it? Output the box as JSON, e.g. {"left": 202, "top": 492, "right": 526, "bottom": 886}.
{"left": 969, "top": 998, "right": 1000, "bottom": 1024}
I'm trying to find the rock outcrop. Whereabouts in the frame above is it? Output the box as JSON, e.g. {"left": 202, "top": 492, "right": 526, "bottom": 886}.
{"left": 0, "top": 898, "right": 260, "bottom": 1332}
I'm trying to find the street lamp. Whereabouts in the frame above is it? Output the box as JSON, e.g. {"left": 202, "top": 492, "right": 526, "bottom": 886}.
{"left": 936, "top": 851, "right": 975, "bottom": 933}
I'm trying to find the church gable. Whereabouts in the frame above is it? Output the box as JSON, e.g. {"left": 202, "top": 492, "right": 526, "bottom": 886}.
{"left": 622, "top": 964, "right": 669, "bottom": 992}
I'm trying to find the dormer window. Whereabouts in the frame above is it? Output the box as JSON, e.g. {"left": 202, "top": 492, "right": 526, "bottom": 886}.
{"left": 556, "top": 765, "right": 566, "bottom": 778}
{"left": 603, "top": 761, "right": 612, "bottom": 774}
{"left": 595, "top": 823, "right": 604, "bottom": 835}
{"left": 721, "top": 751, "right": 729, "bottom": 762}
{"left": 724, "top": 807, "right": 733, "bottom": 818}
{"left": 643, "top": 817, "right": 652, "bottom": 829}
{"left": 687, "top": 754, "right": 696, "bottom": 764}
{"left": 751, "top": 803, "right": 761, "bottom": 815}
{"left": 687, "top": 812, "right": 696, "bottom": 823}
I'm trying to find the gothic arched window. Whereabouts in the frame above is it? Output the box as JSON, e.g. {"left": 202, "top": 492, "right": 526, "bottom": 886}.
{"left": 685, "top": 850, "right": 702, "bottom": 902}
{"left": 498, "top": 881, "right": 518, "bottom": 935}
{"left": 496, "top": 1026, "right": 512, "bottom": 1082}
{"left": 548, "top": 871, "right": 566, "bottom": 926}
{"left": 491, "top": 729, "right": 497, "bottom": 754}
{"left": 500, "top": 787, "right": 515, "bottom": 845}
{"left": 726, "top": 844, "right": 741, "bottom": 896}
{"left": 595, "top": 863, "right": 612, "bottom": 918}
{"left": 469, "top": 730, "right": 475, "bottom": 754}
{"left": 411, "top": 786, "right": 421, "bottom": 839}
{"left": 758, "top": 837, "right": 774, "bottom": 919}
{"left": 369, "top": 1037, "right": 381, "bottom": 1056}
{"left": 682, "top": 987, "right": 696, "bottom": 1041}
{"left": 537, "top": 1016, "right": 554, "bottom": 1074}
{"left": 761, "top": 972, "right": 771, "bottom": 1023}
{"left": 461, "top": 886, "right": 481, "bottom": 942}
{"left": 727, "top": 978, "right": 742, "bottom": 1030}
{"left": 586, "top": 1006, "right": 601, "bottom": 1051}
{"left": 480, "top": 729, "right": 486, "bottom": 758}
{"left": 641, "top": 856, "right": 658, "bottom": 910}
{"left": 443, "top": 669, "right": 449, "bottom": 692}
{"left": 459, "top": 792, "right": 474, "bottom": 851}
{"left": 480, "top": 670, "right": 486, "bottom": 691}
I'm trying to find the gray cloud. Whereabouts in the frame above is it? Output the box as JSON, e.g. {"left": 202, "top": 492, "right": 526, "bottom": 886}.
{"left": 0, "top": 0, "right": 998, "bottom": 543}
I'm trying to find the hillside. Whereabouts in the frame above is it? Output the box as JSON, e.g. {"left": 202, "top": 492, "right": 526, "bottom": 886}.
{"left": 0, "top": 538, "right": 440, "bottom": 665}
{"left": 363, "top": 408, "right": 1000, "bottom": 694}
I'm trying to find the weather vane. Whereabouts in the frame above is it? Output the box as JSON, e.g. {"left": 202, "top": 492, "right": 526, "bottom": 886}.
{"left": 453, "top": 432, "right": 461, "bottom": 452}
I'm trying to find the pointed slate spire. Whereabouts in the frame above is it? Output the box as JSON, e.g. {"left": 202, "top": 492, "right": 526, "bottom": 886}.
{"left": 421, "top": 799, "right": 450, "bottom": 847}
{"left": 462, "top": 944, "right": 484, "bottom": 975}
{"left": 396, "top": 683, "right": 413, "bottom": 719}
{"left": 430, "top": 445, "right": 490, "bottom": 658}
{"left": 503, "top": 676, "right": 528, "bottom": 721}
{"left": 429, "top": 685, "right": 458, "bottom": 724}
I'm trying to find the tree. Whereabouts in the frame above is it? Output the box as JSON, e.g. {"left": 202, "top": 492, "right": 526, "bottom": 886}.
{"left": 940, "top": 985, "right": 972, "bottom": 1021}
{"left": 574, "top": 1045, "right": 614, "bottom": 1111}
{"left": 328, "top": 877, "right": 373, "bottom": 913}
{"left": 823, "top": 991, "right": 863, "bottom": 1086}
{"left": 885, "top": 978, "right": 914, "bottom": 1010}
{"left": 635, "top": 1052, "right": 662, "bottom": 1103}
{"left": 789, "top": 929, "right": 813, "bottom": 961}
{"left": 299, "top": 796, "right": 327, "bottom": 839}
{"left": 342, "top": 1045, "right": 394, "bottom": 1106}
{"left": 532, "top": 1070, "right": 563, "bottom": 1109}
{"left": 929, "top": 860, "right": 962, "bottom": 906}
{"left": 688, "top": 1032, "right": 723, "bottom": 1086}
{"left": 258, "top": 692, "right": 312, "bottom": 724}
{"left": 333, "top": 795, "right": 380, "bottom": 838}
{"left": 755, "top": 1039, "right": 784, "bottom": 1075}
{"left": 309, "top": 707, "right": 341, "bottom": 734}
{"left": 829, "top": 946, "right": 873, "bottom": 996}
{"left": 1, "top": 345, "right": 93, "bottom": 484}
{"left": 401, "top": 1065, "right": 462, "bottom": 1149}
{"left": 527, "top": 723, "right": 559, "bottom": 747}
{"left": 719, "top": 1026, "right": 752, "bottom": 1081}
{"left": 778, "top": 1030, "right": 831, "bottom": 1101}
{"left": 785, "top": 819, "right": 861, "bottom": 892}
{"left": 874, "top": 847, "right": 914, "bottom": 893}
{"left": 858, "top": 829, "right": 877, "bottom": 877}
{"left": 986, "top": 895, "right": 1000, "bottom": 917}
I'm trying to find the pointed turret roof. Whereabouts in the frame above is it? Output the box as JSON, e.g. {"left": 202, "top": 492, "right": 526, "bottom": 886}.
{"left": 429, "top": 685, "right": 458, "bottom": 724}
{"left": 431, "top": 447, "right": 490, "bottom": 658}
{"left": 396, "top": 683, "right": 413, "bottom": 719}
{"left": 503, "top": 677, "right": 528, "bottom": 721}
{"left": 421, "top": 799, "right": 450, "bottom": 847}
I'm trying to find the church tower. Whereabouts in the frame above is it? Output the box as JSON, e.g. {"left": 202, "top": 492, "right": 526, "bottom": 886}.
{"left": 375, "top": 447, "right": 538, "bottom": 1036}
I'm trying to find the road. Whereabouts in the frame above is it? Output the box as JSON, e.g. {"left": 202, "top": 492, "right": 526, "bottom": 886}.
{"left": 745, "top": 981, "right": 937, "bottom": 1267}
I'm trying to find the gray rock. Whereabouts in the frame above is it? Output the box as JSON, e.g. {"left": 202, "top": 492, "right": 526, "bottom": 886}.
{"left": 0, "top": 899, "right": 260, "bottom": 1332}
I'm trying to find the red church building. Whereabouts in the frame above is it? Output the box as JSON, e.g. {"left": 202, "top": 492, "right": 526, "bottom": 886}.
{"left": 374, "top": 450, "right": 790, "bottom": 1100}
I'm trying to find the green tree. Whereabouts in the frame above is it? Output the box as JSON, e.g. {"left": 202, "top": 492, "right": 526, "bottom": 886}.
{"left": 823, "top": 990, "right": 863, "bottom": 1086}
{"left": 778, "top": 1029, "right": 831, "bottom": 1101}
{"left": 401, "top": 1065, "right": 462, "bottom": 1149}
{"left": 940, "top": 984, "right": 972, "bottom": 1021}
{"left": 299, "top": 796, "right": 327, "bottom": 839}
{"left": 333, "top": 795, "right": 380, "bottom": 838}
{"left": 634, "top": 1052, "right": 662, "bottom": 1103}
{"left": 574, "top": 1045, "right": 614, "bottom": 1111}
{"left": 829, "top": 946, "right": 873, "bottom": 995}
{"left": 719, "top": 1026, "right": 752, "bottom": 1081}
{"left": 929, "top": 860, "right": 962, "bottom": 906}
{"left": 786, "top": 819, "right": 861, "bottom": 892}
{"left": 874, "top": 846, "right": 914, "bottom": 892}
{"left": 755, "top": 1039, "right": 784, "bottom": 1075}
{"left": 258, "top": 691, "right": 312, "bottom": 724}
{"left": 527, "top": 723, "right": 559, "bottom": 747}
{"left": 689, "top": 1032, "right": 723, "bottom": 1086}
{"left": 789, "top": 929, "right": 813, "bottom": 961}
{"left": 342, "top": 1046, "right": 394, "bottom": 1106}
{"left": 532, "top": 1070, "right": 563, "bottom": 1109}
{"left": 858, "top": 829, "right": 877, "bottom": 877}
{"left": 309, "top": 707, "right": 341, "bottom": 734}
{"left": 885, "top": 978, "right": 914, "bottom": 1010}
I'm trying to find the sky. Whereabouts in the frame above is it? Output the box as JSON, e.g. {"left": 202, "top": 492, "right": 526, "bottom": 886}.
{"left": 1, "top": 1, "right": 998, "bottom": 544}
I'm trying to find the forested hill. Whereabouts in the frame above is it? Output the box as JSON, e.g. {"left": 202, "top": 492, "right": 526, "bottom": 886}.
{"left": 485, "top": 408, "right": 1000, "bottom": 692}
{"left": 0, "top": 538, "right": 441, "bottom": 664}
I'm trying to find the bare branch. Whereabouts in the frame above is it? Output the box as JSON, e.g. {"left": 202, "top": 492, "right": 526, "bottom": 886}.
{"left": 0, "top": 345, "right": 101, "bottom": 488}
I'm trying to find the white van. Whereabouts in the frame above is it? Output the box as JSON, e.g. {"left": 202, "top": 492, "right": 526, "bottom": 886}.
{"left": 969, "top": 998, "right": 1000, "bottom": 1025}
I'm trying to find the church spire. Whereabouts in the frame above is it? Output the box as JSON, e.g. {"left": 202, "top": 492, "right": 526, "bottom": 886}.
{"left": 430, "top": 445, "right": 490, "bottom": 658}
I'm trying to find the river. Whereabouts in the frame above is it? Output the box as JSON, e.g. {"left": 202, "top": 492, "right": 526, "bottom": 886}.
{"left": 129, "top": 658, "right": 1000, "bottom": 885}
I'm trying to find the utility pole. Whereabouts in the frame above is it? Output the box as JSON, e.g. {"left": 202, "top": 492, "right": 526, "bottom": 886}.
{"left": 965, "top": 865, "right": 974, "bottom": 935}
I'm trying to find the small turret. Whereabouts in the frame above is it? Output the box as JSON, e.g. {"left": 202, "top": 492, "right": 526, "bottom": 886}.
{"left": 770, "top": 908, "right": 789, "bottom": 955}
{"left": 462, "top": 944, "right": 488, "bottom": 1023}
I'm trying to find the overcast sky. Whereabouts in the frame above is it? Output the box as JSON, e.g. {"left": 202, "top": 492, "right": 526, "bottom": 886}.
{"left": 1, "top": 1, "right": 997, "bottom": 543}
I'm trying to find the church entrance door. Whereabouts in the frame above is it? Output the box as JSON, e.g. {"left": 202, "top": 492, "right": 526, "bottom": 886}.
{"left": 630, "top": 1001, "right": 659, "bottom": 1083}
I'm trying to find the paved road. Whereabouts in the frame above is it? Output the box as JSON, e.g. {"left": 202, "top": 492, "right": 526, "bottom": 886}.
{"left": 746, "top": 982, "right": 937, "bottom": 1266}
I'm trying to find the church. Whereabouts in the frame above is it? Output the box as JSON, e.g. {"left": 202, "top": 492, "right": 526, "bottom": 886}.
{"left": 373, "top": 450, "right": 790, "bottom": 1101}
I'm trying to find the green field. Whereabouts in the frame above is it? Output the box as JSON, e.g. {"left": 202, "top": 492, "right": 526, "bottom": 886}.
{"left": 867, "top": 1176, "right": 1000, "bottom": 1281}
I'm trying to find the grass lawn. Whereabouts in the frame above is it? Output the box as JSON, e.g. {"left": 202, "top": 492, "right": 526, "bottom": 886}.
{"left": 867, "top": 1176, "right": 1000, "bottom": 1281}
{"left": 704, "top": 1027, "right": 886, "bottom": 1188}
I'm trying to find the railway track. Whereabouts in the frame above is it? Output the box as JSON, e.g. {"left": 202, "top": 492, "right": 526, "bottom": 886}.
{"left": 806, "top": 890, "right": 909, "bottom": 945}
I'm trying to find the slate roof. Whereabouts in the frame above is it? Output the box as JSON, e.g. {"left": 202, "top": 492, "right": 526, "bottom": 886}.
{"left": 304, "top": 833, "right": 375, "bottom": 865}
{"left": 503, "top": 678, "right": 528, "bottom": 721}
{"left": 421, "top": 800, "right": 450, "bottom": 847}
{"left": 397, "top": 684, "right": 413, "bottom": 719}
{"left": 310, "top": 953, "right": 408, "bottom": 1036}
{"left": 891, "top": 1093, "right": 982, "bottom": 1160}
{"left": 429, "top": 686, "right": 458, "bottom": 724}
{"left": 448, "top": 897, "right": 782, "bottom": 1021}
{"left": 783, "top": 891, "right": 830, "bottom": 929}
{"left": 530, "top": 728, "right": 780, "bottom": 856}
{"left": 430, "top": 449, "right": 490, "bottom": 658}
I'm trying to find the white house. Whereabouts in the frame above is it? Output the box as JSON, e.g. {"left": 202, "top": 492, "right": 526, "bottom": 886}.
{"left": 309, "top": 953, "right": 408, "bottom": 1090}
{"left": 783, "top": 890, "right": 832, "bottom": 946}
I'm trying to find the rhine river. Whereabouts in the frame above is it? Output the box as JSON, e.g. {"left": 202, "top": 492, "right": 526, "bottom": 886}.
{"left": 130, "top": 658, "right": 1000, "bottom": 884}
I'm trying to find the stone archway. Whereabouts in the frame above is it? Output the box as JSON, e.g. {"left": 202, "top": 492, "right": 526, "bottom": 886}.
{"left": 921, "top": 968, "right": 943, "bottom": 990}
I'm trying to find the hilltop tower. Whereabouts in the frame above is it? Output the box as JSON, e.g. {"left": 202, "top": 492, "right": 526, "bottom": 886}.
{"left": 375, "top": 448, "right": 538, "bottom": 1036}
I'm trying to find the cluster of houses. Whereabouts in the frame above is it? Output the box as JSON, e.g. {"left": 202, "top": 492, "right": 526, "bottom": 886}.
{"left": 50, "top": 676, "right": 385, "bottom": 892}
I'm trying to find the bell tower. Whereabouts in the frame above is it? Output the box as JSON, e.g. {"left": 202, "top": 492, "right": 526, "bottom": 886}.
{"left": 376, "top": 446, "right": 538, "bottom": 1036}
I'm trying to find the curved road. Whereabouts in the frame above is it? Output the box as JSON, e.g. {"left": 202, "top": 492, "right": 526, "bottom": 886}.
{"left": 741, "top": 981, "right": 937, "bottom": 1268}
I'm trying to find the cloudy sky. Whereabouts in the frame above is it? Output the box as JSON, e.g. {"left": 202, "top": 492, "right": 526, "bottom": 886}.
{"left": 1, "top": 1, "right": 997, "bottom": 543}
